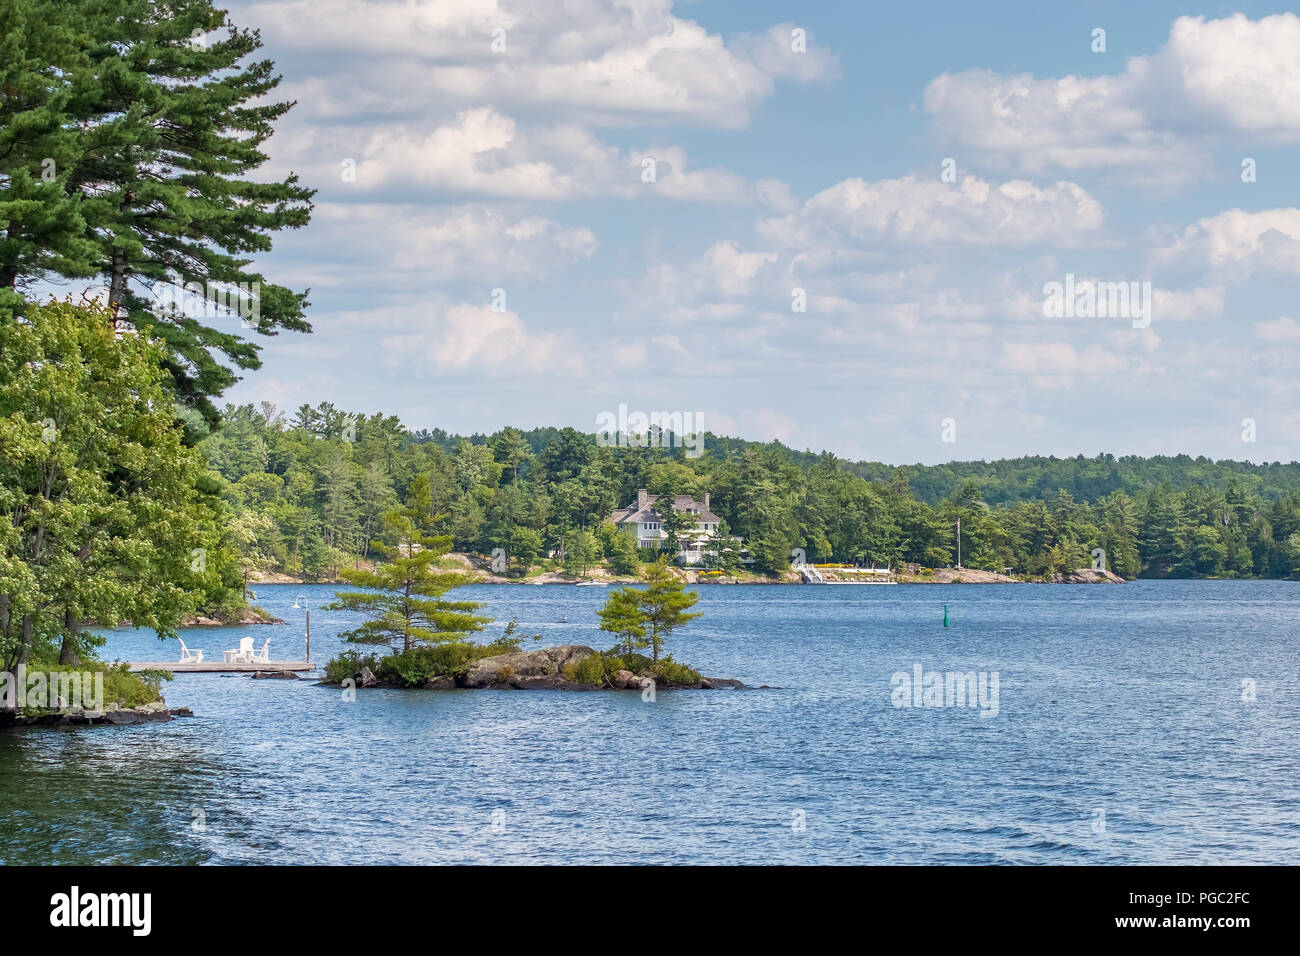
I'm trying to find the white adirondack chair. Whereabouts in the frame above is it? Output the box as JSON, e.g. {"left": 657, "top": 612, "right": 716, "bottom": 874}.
{"left": 251, "top": 638, "right": 271, "bottom": 664}
{"left": 178, "top": 638, "right": 204, "bottom": 664}
{"left": 221, "top": 636, "right": 256, "bottom": 663}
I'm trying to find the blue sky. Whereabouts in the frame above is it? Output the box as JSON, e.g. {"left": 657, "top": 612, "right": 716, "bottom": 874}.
{"left": 208, "top": 0, "right": 1300, "bottom": 464}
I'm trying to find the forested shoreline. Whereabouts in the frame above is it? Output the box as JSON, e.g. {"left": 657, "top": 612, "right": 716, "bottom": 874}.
{"left": 203, "top": 401, "right": 1300, "bottom": 584}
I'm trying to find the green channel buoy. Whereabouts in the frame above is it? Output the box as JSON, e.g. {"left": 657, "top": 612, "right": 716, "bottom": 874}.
{"left": 943, "top": 605, "right": 949, "bottom": 627}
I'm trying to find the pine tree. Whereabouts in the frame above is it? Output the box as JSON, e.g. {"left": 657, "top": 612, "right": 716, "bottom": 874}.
{"left": 597, "top": 587, "right": 645, "bottom": 655}
{"left": 634, "top": 558, "right": 701, "bottom": 662}
{"left": 326, "top": 512, "right": 486, "bottom": 654}
{"left": 0, "top": 0, "right": 99, "bottom": 294}
{"left": 1, "top": 0, "right": 315, "bottom": 429}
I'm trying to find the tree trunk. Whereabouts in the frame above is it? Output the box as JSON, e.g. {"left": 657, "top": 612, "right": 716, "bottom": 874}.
{"left": 58, "top": 610, "right": 80, "bottom": 665}
{"left": 19, "top": 614, "right": 32, "bottom": 666}
{"left": 0, "top": 221, "right": 20, "bottom": 289}
{"left": 107, "top": 192, "right": 134, "bottom": 321}
{"left": 108, "top": 246, "right": 127, "bottom": 320}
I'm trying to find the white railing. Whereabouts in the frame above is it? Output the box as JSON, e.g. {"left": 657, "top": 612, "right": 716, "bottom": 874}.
{"left": 797, "top": 564, "right": 824, "bottom": 583}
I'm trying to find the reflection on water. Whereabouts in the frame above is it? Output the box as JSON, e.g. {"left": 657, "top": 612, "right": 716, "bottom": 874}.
{"left": 2, "top": 581, "right": 1297, "bottom": 864}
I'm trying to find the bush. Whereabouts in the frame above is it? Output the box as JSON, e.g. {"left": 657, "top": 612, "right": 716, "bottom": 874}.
{"left": 8, "top": 661, "right": 170, "bottom": 712}
{"left": 563, "top": 653, "right": 609, "bottom": 685}
{"left": 324, "top": 636, "right": 525, "bottom": 688}
{"left": 651, "top": 656, "right": 701, "bottom": 688}
{"left": 605, "top": 649, "right": 653, "bottom": 675}
{"left": 322, "top": 649, "right": 382, "bottom": 684}
{"left": 125, "top": 668, "right": 173, "bottom": 707}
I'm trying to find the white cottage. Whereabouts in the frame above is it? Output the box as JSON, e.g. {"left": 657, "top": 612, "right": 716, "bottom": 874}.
{"left": 609, "top": 489, "right": 736, "bottom": 565}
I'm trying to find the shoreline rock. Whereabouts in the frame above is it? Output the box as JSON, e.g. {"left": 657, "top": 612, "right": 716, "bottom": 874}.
{"left": 1, "top": 702, "right": 194, "bottom": 728}
{"left": 246, "top": 556, "right": 1140, "bottom": 588}
{"left": 179, "top": 605, "right": 285, "bottom": 626}
{"left": 325, "top": 644, "right": 752, "bottom": 692}
{"left": 1055, "top": 568, "right": 1125, "bottom": 584}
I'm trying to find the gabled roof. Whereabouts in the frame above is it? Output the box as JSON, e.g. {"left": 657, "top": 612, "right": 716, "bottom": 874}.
{"left": 610, "top": 493, "right": 720, "bottom": 525}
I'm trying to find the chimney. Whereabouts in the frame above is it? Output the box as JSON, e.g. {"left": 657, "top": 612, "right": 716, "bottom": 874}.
{"left": 637, "top": 488, "right": 649, "bottom": 510}
{"left": 702, "top": 493, "right": 710, "bottom": 512}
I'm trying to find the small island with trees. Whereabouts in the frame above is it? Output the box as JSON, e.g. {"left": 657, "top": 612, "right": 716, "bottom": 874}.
{"left": 318, "top": 515, "right": 742, "bottom": 691}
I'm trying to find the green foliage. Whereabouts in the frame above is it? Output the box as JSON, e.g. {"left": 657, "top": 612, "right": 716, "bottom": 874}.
{"left": 195, "top": 403, "right": 1300, "bottom": 586}
{"left": 615, "top": 652, "right": 655, "bottom": 674}
{"left": 0, "top": 301, "right": 228, "bottom": 671}
{"left": 556, "top": 649, "right": 700, "bottom": 688}
{"left": 322, "top": 649, "right": 380, "bottom": 685}
{"left": 0, "top": 0, "right": 315, "bottom": 428}
{"left": 325, "top": 510, "right": 488, "bottom": 653}
{"left": 595, "top": 559, "right": 701, "bottom": 663}
{"left": 597, "top": 586, "right": 646, "bottom": 654}
{"left": 635, "top": 559, "right": 702, "bottom": 661}
{"left": 323, "top": 635, "right": 522, "bottom": 688}
{"left": 601, "top": 524, "right": 641, "bottom": 575}
{"left": 563, "top": 653, "right": 608, "bottom": 685}
{"left": 651, "top": 656, "right": 702, "bottom": 688}
{"left": 108, "top": 665, "right": 172, "bottom": 708}
{"left": 9, "top": 661, "right": 171, "bottom": 711}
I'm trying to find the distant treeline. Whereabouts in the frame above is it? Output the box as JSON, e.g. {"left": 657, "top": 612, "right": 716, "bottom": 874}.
{"left": 201, "top": 402, "right": 1300, "bottom": 581}
{"left": 849, "top": 455, "right": 1300, "bottom": 507}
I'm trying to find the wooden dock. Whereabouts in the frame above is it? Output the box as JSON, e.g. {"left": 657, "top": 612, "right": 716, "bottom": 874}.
{"left": 127, "top": 660, "right": 315, "bottom": 673}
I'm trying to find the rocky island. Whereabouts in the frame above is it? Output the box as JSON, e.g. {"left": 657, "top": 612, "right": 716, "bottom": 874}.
{"left": 327, "top": 644, "right": 750, "bottom": 692}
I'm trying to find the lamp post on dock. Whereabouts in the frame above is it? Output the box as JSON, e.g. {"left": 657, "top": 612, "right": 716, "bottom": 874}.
{"left": 291, "top": 595, "right": 311, "bottom": 664}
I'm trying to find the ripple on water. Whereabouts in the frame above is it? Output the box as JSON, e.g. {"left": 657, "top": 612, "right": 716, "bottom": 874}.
{"left": 2, "top": 580, "right": 1298, "bottom": 864}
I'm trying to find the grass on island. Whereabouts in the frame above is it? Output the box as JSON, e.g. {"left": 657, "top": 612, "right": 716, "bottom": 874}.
{"left": 562, "top": 650, "right": 701, "bottom": 687}
{"left": 322, "top": 641, "right": 702, "bottom": 689}
{"left": 322, "top": 637, "right": 523, "bottom": 687}
{"left": 3, "top": 660, "right": 170, "bottom": 716}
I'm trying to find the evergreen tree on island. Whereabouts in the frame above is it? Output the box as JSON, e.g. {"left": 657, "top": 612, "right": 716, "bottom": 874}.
{"left": 327, "top": 511, "right": 487, "bottom": 654}
{"left": 598, "top": 558, "right": 701, "bottom": 662}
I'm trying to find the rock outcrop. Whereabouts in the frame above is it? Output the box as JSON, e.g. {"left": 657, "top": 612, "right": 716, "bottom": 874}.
{"left": 1, "top": 701, "right": 194, "bottom": 727}
{"left": 462, "top": 644, "right": 597, "bottom": 689}
{"left": 1057, "top": 568, "right": 1125, "bottom": 584}
{"left": 325, "top": 647, "right": 754, "bottom": 691}
{"left": 326, "top": 644, "right": 752, "bottom": 692}
{"left": 179, "top": 605, "right": 284, "bottom": 626}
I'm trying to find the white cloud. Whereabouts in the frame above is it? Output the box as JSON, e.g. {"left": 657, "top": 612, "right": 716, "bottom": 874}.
{"left": 924, "top": 13, "right": 1300, "bottom": 185}
{"left": 706, "top": 241, "right": 778, "bottom": 295}
{"left": 731, "top": 23, "right": 840, "bottom": 83}
{"left": 1254, "top": 316, "right": 1300, "bottom": 343}
{"left": 243, "top": 0, "right": 833, "bottom": 127}
{"left": 999, "top": 341, "right": 1132, "bottom": 377}
{"left": 923, "top": 70, "right": 1181, "bottom": 182}
{"left": 276, "top": 108, "right": 783, "bottom": 205}
{"left": 758, "top": 174, "right": 1104, "bottom": 247}
{"left": 1154, "top": 208, "right": 1300, "bottom": 279}
{"left": 1150, "top": 286, "right": 1224, "bottom": 321}
{"left": 1158, "top": 14, "right": 1300, "bottom": 136}
{"left": 381, "top": 303, "right": 579, "bottom": 375}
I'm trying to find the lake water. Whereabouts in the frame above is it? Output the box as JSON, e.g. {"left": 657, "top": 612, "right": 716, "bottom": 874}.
{"left": 2, "top": 581, "right": 1297, "bottom": 864}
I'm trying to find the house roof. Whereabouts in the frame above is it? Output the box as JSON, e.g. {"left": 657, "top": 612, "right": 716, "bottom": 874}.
{"left": 610, "top": 493, "right": 721, "bottom": 525}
